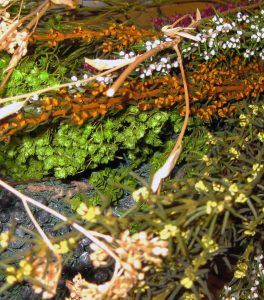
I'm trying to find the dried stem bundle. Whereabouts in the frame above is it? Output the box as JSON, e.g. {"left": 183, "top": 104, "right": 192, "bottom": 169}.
{"left": 0, "top": 0, "right": 78, "bottom": 92}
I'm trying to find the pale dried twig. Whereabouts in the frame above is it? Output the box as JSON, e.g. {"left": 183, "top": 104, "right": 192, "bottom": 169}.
{"left": 0, "top": 178, "right": 55, "bottom": 251}
{"left": 150, "top": 12, "right": 201, "bottom": 193}
{"left": 151, "top": 43, "right": 190, "bottom": 193}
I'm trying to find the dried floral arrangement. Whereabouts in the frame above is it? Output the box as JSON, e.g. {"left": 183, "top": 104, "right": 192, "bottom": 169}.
{"left": 0, "top": 1, "right": 263, "bottom": 300}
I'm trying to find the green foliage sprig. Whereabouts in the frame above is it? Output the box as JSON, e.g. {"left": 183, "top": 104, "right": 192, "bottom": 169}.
{"left": 0, "top": 106, "right": 209, "bottom": 181}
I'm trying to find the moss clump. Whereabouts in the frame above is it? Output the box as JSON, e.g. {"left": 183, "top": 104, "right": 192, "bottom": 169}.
{"left": 0, "top": 105, "right": 209, "bottom": 181}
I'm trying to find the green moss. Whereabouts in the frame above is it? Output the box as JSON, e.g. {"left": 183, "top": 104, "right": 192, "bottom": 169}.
{"left": 1, "top": 106, "right": 201, "bottom": 180}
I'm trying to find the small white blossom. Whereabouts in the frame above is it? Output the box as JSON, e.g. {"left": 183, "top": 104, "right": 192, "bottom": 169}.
{"left": 145, "top": 69, "right": 152, "bottom": 77}
{"left": 31, "top": 94, "right": 39, "bottom": 101}
{"left": 71, "top": 75, "right": 78, "bottom": 81}
{"left": 173, "top": 61, "right": 179, "bottom": 68}
{"left": 210, "top": 49, "right": 216, "bottom": 56}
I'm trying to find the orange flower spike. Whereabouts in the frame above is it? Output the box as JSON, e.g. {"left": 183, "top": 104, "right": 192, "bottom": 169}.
{"left": 90, "top": 110, "right": 98, "bottom": 118}
{"left": 52, "top": 98, "right": 59, "bottom": 107}
{"left": 52, "top": 110, "right": 67, "bottom": 117}
{"left": 39, "top": 113, "right": 49, "bottom": 122}
{"left": 19, "top": 120, "right": 26, "bottom": 127}
{"left": 92, "top": 90, "right": 99, "bottom": 96}
{"left": 80, "top": 111, "right": 89, "bottom": 120}
{"left": 15, "top": 113, "right": 23, "bottom": 121}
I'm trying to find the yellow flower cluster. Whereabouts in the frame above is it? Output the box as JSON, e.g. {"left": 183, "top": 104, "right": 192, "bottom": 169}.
{"left": 234, "top": 261, "right": 248, "bottom": 279}
{"left": 224, "top": 182, "right": 248, "bottom": 204}
{"left": 132, "top": 187, "right": 150, "bottom": 202}
{"left": 229, "top": 147, "right": 240, "bottom": 160}
{"left": 192, "top": 252, "right": 207, "bottom": 269}
{"left": 243, "top": 221, "right": 256, "bottom": 236}
{"left": 180, "top": 252, "right": 209, "bottom": 291}
{"left": 228, "top": 183, "right": 239, "bottom": 195}
{"left": 6, "top": 259, "right": 32, "bottom": 285}
{"left": 181, "top": 292, "right": 197, "bottom": 300}
{"left": 206, "top": 132, "right": 217, "bottom": 145}
{"left": 239, "top": 114, "right": 249, "bottom": 127}
{"left": 212, "top": 182, "right": 225, "bottom": 192}
{"left": 0, "top": 230, "right": 10, "bottom": 248}
{"left": 159, "top": 224, "right": 180, "bottom": 240}
{"left": 248, "top": 104, "right": 259, "bottom": 115}
{"left": 247, "top": 163, "right": 263, "bottom": 183}
{"left": 201, "top": 235, "right": 218, "bottom": 254}
{"left": 206, "top": 200, "right": 224, "bottom": 214}
{"left": 181, "top": 277, "right": 194, "bottom": 289}
{"left": 194, "top": 180, "right": 208, "bottom": 193}
{"left": 180, "top": 266, "right": 198, "bottom": 289}
{"left": 235, "top": 193, "right": 247, "bottom": 203}
{"left": 76, "top": 203, "right": 101, "bottom": 222}
{"left": 258, "top": 132, "right": 264, "bottom": 143}
{"left": 54, "top": 238, "right": 75, "bottom": 254}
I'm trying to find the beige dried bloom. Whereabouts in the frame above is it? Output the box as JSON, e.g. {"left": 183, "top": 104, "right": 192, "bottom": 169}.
{"left": 66, "top": 231, "right": 168, "bottom": 300}
{"left": 0, "top": 0, "right": 12, "bottom": 7}
{"left": 0, "top": 12, "right": 29, "bottom": 75}
{"left": 90, "top": 243, "right": 109, "bottom": 267}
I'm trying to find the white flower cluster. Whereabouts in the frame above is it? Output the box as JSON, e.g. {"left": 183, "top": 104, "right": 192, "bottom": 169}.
{"left": 68, "top": 73, "right": 113, "bottom": 89}
{"left": 181, "top": 10, "right": 264, "bottom": 61}
{"left": 139, "top": 56, "right": 178, "bottom": 79}
{"left": 95, "top": 74, "right": 113, "bottom": 85}
{"left": 118, "top": 50, "right": 136, "bottom": 59}
{"left": 119, "top": 46, "right": 178, "bottom": 78}
{"left": 135, "top": 10, "right": 264, "bottom": 76}
{"left": 0, "top": 13, "right": 28, "bottom": 55}
{"left": 144, "top": 38, "right": 172, "bottom": 51}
